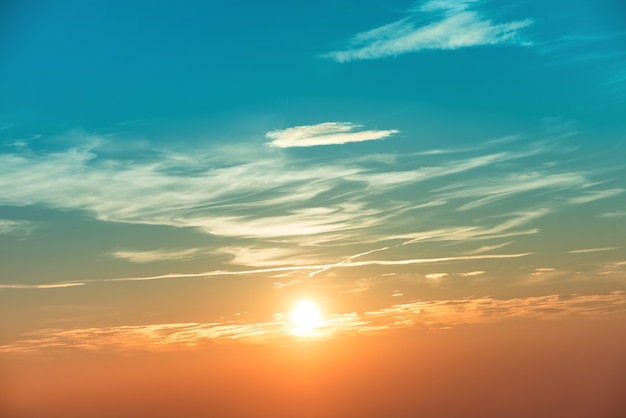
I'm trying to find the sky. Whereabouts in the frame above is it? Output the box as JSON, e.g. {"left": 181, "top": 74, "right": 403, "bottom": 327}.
{"left": 1, "top": 0, "right": 626, "bottom": 417}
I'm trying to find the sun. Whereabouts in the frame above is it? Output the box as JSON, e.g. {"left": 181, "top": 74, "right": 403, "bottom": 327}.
{"left": 290, "top": 300, "right": 323, "bottom": 335}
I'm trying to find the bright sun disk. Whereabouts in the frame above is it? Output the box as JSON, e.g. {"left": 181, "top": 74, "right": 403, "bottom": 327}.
{"left": 290, "top": 300, "right": 322, "bottom": 334}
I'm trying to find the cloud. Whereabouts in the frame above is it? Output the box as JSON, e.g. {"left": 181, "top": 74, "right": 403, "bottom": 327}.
{"left": 363, "top": 291, "right": 626, "bottom": 331}
{"left": 460, "top": 270, "right": 485, "bottom": 277}
{"left": 110, "top": 248, "right": 205, "bottom": 263}
{"left": 464, "top": 242, "right": 512, "bottom": 255}
{"left": 0, "top": 128, "right": 615, "bottom": 257}
{"left": 599, "top": 210, "right": 626, "bottom": 219}
{"left": 393, "top": 208, "right": 549, "bottom": 246}
{"left": 568, "top": 247, "right": 617, "bottom": 254}
{"left": 266, "top": 122, "right": 398, "bottom": 148}
{"left": 0, "top": 219, "right": 35, "bottom": 235}
{"left": 436, "top": 172, "right": 589, "bottom": 210}
{"left": 0, "top": 252, "right": 528, "bottom": 289}
{"left": 323, "top": 0, "right": 533, "bottom": 62}
{"left": 568, "top": 188, "right": 624, "bottom": 204}
{"left": 3, "top": 292, "right": 624, "bottom": 352}
{"left": 0, "top": 282, "right": 85, "bottom": 289}
{"left": 217, "top": 246, "right": 324, "bottom": 267}
{"left": 425, "top": 273, "right": 448, "bottom": 279}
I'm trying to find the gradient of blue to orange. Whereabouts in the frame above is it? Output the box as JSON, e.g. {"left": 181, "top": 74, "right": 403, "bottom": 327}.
{"left": 1, "top": 1, "right": 625, "bottom": 417}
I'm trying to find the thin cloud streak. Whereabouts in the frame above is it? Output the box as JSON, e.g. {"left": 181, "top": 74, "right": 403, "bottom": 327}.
{"left": 436, "top": 173, "right": 588, "bottom": 210}
{"left": 0, "top": 282, "right": 85, "bottom": 289}
{"left": 266, "top": 122, "right": 398, "bottom": 148}
{"left": 110, "top": 248, "right": 205, "bottom": 263}
{"left": 323, "top": 0, "right": 533, "bottom": 62}
{"left": 0, "top": 252, "right": 531, "bottom": 289}
{"left": 393, "top": 208, "right": 549, "bottom": 245}
{"left": 568, "top": 188, "right": 624, "bottom": 204}
{"left": 568, "top": 247, "right": 617, "bottom": 254}
{"left": 107, "top": 252, "right": 531, "bottom": 283}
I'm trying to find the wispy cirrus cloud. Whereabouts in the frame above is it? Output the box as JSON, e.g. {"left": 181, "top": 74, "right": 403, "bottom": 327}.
{"left": 266, "top": 122, "right": 398, "bottom": 148}
{"left": 393, "top": 208, "right": 549, "bottom": 246}
{"left": 437, "top": 172, "right": 589, "bottom": 210}
{"left": 0, "top": 251, "right": 530, "bottom": 289}
{"left": 568, "top": 188, "right": 624, "bottom": 204}
{"left": 0, "top": 128, "right": 616, "bottom": 266}
{"left": 323, "top": 0, "right": 533, "bottom": 62}
{"left": 105, "top": 252, "right": 531, "bottom": 284}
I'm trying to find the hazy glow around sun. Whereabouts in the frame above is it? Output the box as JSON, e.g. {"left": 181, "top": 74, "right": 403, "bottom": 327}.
{"left": 290, "top": 300, "right": 323, "bottom": 335}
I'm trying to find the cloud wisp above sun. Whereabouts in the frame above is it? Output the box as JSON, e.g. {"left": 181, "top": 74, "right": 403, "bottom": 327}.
{"left": 323, "top": 0, "right": 533, "bottom": 62}
{"left": 266, "top": 122, "right": 398, "bottom": 148}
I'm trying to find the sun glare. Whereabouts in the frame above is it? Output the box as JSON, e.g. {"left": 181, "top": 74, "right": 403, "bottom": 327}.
{"left": 290, "top": 300, "right": 323, "bottom": 335}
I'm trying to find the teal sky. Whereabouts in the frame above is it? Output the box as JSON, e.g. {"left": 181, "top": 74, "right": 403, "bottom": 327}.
{"left": 1, "top": 0, "right": 625, "bottom": 352}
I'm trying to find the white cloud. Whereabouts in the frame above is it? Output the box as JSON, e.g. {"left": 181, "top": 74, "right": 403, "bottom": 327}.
{"left": 464, "top": 242, "right": 511, "bottom": 255}
{"left": 110, "top": 248, "right": 204, "bottom": 263}
{"left": 569, "top": 188, "right": 624, "bottom": 204}
{"left": 0, "top": 282, "right": 85, "bottom": 289}
{"left": 599, "top": 210, "right": 626, "bottom": 219}
{"left": 394, "top": 209, "right": 549, "bottom": 245}
{"left": 217, "top": 246, "right": 323, "bottom": 267}
{"left": 460, "top": 270, "right": 485, "bottom": 277}
{"left": 323, "top": 0, "right": 533, "bottom": 62}
{"left": 0, "top": 219, "right": 35, "bottom": 235}
{"left": 568, "top": 247, "right": 617, "bottom": 254}
{"left": 425, "top": 273, "right": 448, "bottom": 279}
{"left": 92, "top": 252, "right": 531, "bottom": 285}
{"left": 437, "top": 173, "right": 588, "bottom": 210}
{"left": 0, "top": 129, "right": 614, "bottom": 254}
{"left": 266, "top": 122, "right": 398, "bottom": 148}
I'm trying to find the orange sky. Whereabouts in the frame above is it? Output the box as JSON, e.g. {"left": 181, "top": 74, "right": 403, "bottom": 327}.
{"left": 3, "top": 317, "right": 625, "bottom": 418}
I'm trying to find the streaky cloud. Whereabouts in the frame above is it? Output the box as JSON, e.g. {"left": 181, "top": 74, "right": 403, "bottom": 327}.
{"left": 322, "top": 0, "right": 533, "bottom": 62}
{"left": 363, "top": 291, "right": 626, "bottom": 331}
{"left": 464, "top": 241, "right": 512, "bottom": 255}
{"left": 0, "top": 282, "right": 85, "bottom": 289}
{"left": 0, "top": 252, "right": 524, "bottom": 289}
{"left": 105, "top": 252, "right": 531, "bottom": 284}
{"left": 110, "top": 248, "right": 204, "bottom": 263}
{"left": 568, "top": 247, "right": 617, "bottom": 254}
{"left": 568, "top": 188, "right": 624, "bottom": 204}
{"left": 266, "top": 122, "right": 398, "bottom": 148}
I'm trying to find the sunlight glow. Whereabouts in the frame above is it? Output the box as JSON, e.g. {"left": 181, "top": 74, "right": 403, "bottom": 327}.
{"left": 290, "top": 300, "right": 323, "bottom": 336}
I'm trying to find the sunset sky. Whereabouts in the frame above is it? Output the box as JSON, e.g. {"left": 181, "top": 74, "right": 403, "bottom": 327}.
{"left": 1, "top": 1, "right": 625, "bottom": 417}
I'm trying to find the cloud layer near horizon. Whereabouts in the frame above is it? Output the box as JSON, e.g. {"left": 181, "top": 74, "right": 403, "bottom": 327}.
{"left": 2, "top": 292, "right": 624, "bottom": 353}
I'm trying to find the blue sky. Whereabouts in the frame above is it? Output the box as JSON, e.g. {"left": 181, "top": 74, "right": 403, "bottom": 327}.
{"left": 1, "top": 0, "right": 625, "bottom": 350}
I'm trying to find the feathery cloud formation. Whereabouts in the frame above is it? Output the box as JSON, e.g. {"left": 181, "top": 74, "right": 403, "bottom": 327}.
{"left": 323, "top": 0, "right": 533, "bottom": 62}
